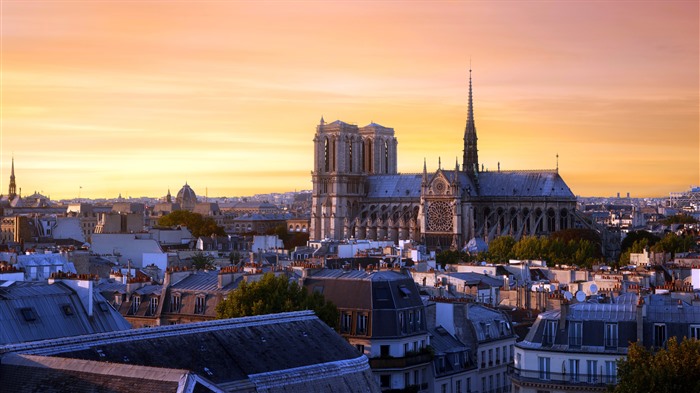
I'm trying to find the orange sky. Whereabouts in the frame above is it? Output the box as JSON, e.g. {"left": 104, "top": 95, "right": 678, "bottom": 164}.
{"left": 1, "top": 1, "right": 698, "bottom": 200}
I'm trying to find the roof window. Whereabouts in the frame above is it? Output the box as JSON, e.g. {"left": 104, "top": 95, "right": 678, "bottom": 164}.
{"left": 62, "top": 304, "right": 74, "bottom": 316}
{"left": 20, "top": 307, "right": 37, "bottom": 322}
{"left": 399, "top": 285, "right": 412, "bottom": 298}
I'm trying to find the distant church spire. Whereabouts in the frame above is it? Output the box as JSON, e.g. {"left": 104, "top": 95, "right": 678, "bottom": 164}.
{"left": 8, "top": 156, "right": 17, "bottom": 199}
{"left": 463, "top": 68, "right": 479, "bottom": 175}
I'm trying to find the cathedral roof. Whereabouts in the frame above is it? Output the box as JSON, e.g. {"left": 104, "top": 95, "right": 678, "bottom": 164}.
{"left": 476, "top": 170, "right": 575, "bottom": 198}
{"left": 366, "top": 174, "right": 423, "bottom": 199}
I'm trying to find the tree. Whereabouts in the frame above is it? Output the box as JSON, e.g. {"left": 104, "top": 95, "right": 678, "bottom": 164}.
{"left": 157, "top": 210, "right": 225, "bottom": 238}
{"left": 612, "top": 337, "right": 700, "bottom": 393}
{"left": 661, "top": 214, "right": 698, "bottom": 225}
{"left": 512, "top": 236, "right": 546, "bottom": 261}
{"left": 436, "top": 250, "right": 468, "bottom": 268}
{"left": 620, "top": 231, "right": 659, "bottom": 254}
{"left": 191, "top": 252, "right": 215, "bottom": 270}
{"left": 216, "top": 272, "right": 339, "bottom": 329}
{"left": 487, "top": 236, "right": 515, "bottom": 263}
{"left": 651, "top": 232, "right": 696, "bottom": 259}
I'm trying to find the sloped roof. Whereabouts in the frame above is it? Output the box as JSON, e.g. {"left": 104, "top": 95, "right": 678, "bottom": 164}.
{"left": 0, "top": 280, "right": 131, "bottom": 345}
{"left": 0, "top": 311, "right": 379, "bottom": 392}
{"left": 366, "top": 174, "right": 423, "bottom": 199}
{"left": 476, "top": 170, "right": 575, "bottom": 198}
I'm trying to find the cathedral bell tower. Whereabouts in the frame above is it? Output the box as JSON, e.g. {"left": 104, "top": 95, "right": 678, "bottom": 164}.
{"left": 310, "top": 118, "right": 398, "bottom": 240}
{"left": 462, "top": 69, "right": 479, "bottom": 178}
{"left": 310, "top": 118, "right": 363, "bottom": 240}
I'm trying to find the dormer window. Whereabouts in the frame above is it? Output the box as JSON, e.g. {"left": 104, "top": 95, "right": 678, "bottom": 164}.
{"left": 130, "top": 296, "right": 141, "bottom": 314}
{"left": 543, "top": 320, "right": 558, "bottom": 346}
{"left": 357, "top": 313, "right": 368, "bottom": 335}
{"left": 149, "top": 297, "right": 159, "bottom": 316}
{"left": 170, "top": 294, "right": 181, "bottom": 312}
{"left": 194, "top": 296, "right": 206, "bottom": 314}
{"left": 569, "top": 321, "right": 582, "bottom": 347}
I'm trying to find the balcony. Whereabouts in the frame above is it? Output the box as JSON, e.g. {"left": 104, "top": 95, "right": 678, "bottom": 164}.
{"left": 369, "top": 352, "right": 434, "bottom": 369}
{"left": 508, "top": 365, "right": 615, "bottom": 389}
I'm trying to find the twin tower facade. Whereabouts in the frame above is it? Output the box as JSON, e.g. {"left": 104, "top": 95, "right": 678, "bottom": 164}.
{"left": 310, "top": 72, "right": 577, "bottom": 249}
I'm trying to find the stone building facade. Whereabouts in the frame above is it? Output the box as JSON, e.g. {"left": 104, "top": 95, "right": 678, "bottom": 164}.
{"left": 310, "top": 72, "right": 577, "bottom": 249}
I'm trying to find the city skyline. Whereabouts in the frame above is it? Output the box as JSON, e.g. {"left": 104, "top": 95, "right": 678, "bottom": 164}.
{"left": 2, "top": 1, "right": 698, "bottom": 200}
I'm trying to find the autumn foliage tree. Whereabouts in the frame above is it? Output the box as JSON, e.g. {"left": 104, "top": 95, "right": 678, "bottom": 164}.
{"left": 157, "top": 210, "right": 225, "bottom": 238}
{"left": 215, "top": 273, "right": 339, "bottom": 329}
{"left": 611, "top": 337, "right": 700, "bottom": 393}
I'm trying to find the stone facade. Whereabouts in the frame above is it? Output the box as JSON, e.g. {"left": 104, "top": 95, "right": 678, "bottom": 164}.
{"left": 310, "top": 73, "right": 577, "bottom": 250}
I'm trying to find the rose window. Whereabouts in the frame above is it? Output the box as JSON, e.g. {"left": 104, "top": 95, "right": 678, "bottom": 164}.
{"left": 427, "top": 201, "right": 453, "bottom": 232}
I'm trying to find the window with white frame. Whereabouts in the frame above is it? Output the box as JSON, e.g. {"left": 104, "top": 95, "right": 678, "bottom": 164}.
{"left": 604, "top": 323, "right": 618, "bottom": 349}
{"left": 194, "top": 296, "right": 205, "bottom": 314}
{"left": 148, "top": 297, "right": 158, "bottom": 315}
{"left": 170, "top": 294, "right": 181, "bottom": 312}
{"left": 690, "top": 325, "right": 700, "bottom": 340}
{"left": 569, "top": 321, "right": 582, "bottom": 347}
{"left": 130, "top": 295, "right": 140, "bottom": 314}
{"left": 587, "top": 360, "right": 598, "bottom": 383}
{"left": 654, "top": 324, "right": 667, "bottom": 348}
{"left": 538, "top": 357, "right": 551, "bottom": 380}
{"left": 604, "top": 360, "right": 617, "bottom": 384}
{"left": 569, "top": 359, "right": 580, "bottom": 382}
{"left": 341, "top": 312, "right": 352, "bottom": 333}
{"left": 544, "top": 320, "right": 558, "bottom": 345}
{"left": 357, "top": 313, "right": 368, "bottom": 334}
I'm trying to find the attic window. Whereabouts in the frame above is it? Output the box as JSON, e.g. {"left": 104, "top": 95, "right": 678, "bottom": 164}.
{"left": 398, "top": 285, "right": 411, "bottom": 298}
{"left": 62, "top": 305, "right": 74, "bottom": 316}
{"left": 98, "top": 302, "right": 109, "bottom": 312}
{"left": 20, "top": 307, "right": 37, "bottom": 322}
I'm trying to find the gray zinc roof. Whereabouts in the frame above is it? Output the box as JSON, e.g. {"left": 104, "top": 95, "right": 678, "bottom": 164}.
{"left": 366, "top": 174, "right": 422, "bottom": 199}
{"left": 476, "top": 170, "right": 575, "bottom": 198}
{"left": 0, "top": 280, "right": 131, "bottom": 345}
{"left": 1, "top": 311, "right": 379, "bottom": 392}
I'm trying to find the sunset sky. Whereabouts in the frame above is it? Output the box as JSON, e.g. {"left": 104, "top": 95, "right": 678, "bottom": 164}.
{"left": 2, "top": 1, "right": 698, "bottom": 200}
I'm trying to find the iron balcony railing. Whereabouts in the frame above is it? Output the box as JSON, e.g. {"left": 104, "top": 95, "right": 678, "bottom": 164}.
{"left": 508, "top": 365, "right": 616, "bottom": 387}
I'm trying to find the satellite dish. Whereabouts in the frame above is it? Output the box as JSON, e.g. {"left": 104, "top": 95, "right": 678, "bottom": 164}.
{"left": 564, "top": 291, "right": 573, "bottom": 301}
{"left": 590, "top": 284, "right": 599, "bottom": 295}
{"left": 575, "top": 290, "right": 586, "bottom": 302}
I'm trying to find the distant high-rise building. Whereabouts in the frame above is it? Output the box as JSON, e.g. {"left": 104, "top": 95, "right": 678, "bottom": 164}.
{"left": 310, "top": 71, "right": 577, "bottom": 248}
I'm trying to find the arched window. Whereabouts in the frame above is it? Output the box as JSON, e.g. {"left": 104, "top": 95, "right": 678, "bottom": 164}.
{"left": 324, "top": 138, "right": 330, "bottom": 172}
{"left": 348, "top": 138, "right": 353, "bottom": 173}
{"left": 560, "top": 209, "right": 569, "bottom": 230}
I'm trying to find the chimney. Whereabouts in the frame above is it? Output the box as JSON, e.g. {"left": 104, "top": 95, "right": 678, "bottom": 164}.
{"left": 636, "top": 295, "right": 645, "bottom": 343}
{"left": 560, "top": 299, "right": 569, "bottom": 327}
{"left": 218, "top": 266, "right": 243, "bottom": 289}
{"left": 49, "top": 273, "right": 96, "bottom": 317}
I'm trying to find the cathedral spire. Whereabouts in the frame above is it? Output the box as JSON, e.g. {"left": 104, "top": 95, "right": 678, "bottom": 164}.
{"left": 422, "top": 158, "right": 428, "bottom": 184}
{"left": 8, "top": 156, "right": 17, "bottom": 200}
{"left": 463, "top": 68, "right": 479, "bottom": 175}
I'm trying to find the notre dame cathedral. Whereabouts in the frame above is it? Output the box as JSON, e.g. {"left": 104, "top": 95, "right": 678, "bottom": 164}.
{"left": 310, "top": 72, "right": 577, "bottom": 250}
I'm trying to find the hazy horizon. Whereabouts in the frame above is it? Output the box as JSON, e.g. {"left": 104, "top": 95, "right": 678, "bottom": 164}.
{"left": 3, "top": 1, "right": 698, "bottom": 199}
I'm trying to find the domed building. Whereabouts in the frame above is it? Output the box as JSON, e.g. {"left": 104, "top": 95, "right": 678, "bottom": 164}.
{"left": 176, "top": 183, "right": 198, "bottom": 211}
